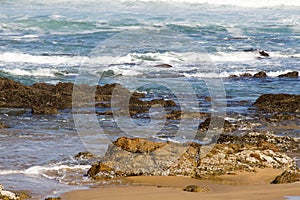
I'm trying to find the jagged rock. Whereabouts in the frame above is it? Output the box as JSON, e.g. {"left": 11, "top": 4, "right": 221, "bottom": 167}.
{"left": 253, "top": 71, "right": 267, "bottom": 78}
{"left": 271, "top": 170, "right": 300, "bottom": 184}
{"left": 183, "top": 185, "right": 209, "bottom": 192}
{"left": 253, "top": 94, "right": 300, "bottom": 113}
{"left": 198, "top": 117, "right": 236, "bottom": 132}
{"left": 229, "top": 75, "right": 238, "bottom": 78}
{"left": 87, "top": 136, "right": 296, "bottom": 179}
{"left": 259, "top": 50, "right": 270, "bottom": 57}
{"left": 278, "top": 71, "right": 298, "bottom": 78}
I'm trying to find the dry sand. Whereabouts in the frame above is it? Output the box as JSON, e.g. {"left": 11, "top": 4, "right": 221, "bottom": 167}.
{"left": 61, "top": 168, "right": 300, "bottom": 200}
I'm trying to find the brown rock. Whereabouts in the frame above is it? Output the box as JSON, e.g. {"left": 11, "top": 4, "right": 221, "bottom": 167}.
{"left": 183, "top": 185, "right": 209, "bottom": 192}
{"left": 113, "top": 137, "right": 166, "bottom": 153}
{"left": 271, "top": 170, "right": 300, "bottom": 184}
{"left": 0, "top": 122, "right": 8, "bottom": 129}
{"left": 31, "top": 106, "right": 58, "bottom": 115}
{"left": 278, "top": 71, "right": 298, "bottom": 78}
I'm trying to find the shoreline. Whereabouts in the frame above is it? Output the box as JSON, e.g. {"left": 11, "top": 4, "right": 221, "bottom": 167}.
{"left": 60, "top": 168, "right": 300, "bottom": 200}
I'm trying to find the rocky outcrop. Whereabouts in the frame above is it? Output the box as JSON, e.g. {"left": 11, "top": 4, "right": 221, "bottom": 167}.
{"left": 0, "top": 77, "right": 176, "bottom": 115}
{"left": 253, "top": 94, "right": 300, "bottom": 113}
{"left": 87, "top": 134, "right": 297, "bottom": 180}
{"left": 278, "top": 71, "right": 299, "bottom": 78}
{"left": 271, "top": 169, "right": 300, "bottom": 184}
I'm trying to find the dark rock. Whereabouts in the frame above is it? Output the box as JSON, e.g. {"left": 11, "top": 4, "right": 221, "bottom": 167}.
{"left": 253, "top": 71, "right": 267, "bottom": 78}
{"left": 229, "top": 75, "right": 238, "bottom": 78}
{"left": 271, "top": 170, "right": 300, "bottom": 184}
{"left": 153, "top": 64, "right": 173, "bottom": 68}
{"left": 253, "top": 94, "right": 300, "bottom": 113}
{"left": 278, "top": 71, "right": 298, "bottom": 78}
{"left": 259, "top": 50, "right": 270, "bottom": 57}
{"left": 183, "top": 185, "right": 209, "bottom": 192}
{"left": 198, "top": 117, "right": 236, "bottom": 132}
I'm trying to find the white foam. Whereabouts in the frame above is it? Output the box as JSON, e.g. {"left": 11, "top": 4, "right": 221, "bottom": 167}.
{"left": 0, "top": 165, "right": 91, "bottom": 176}
{"left": 19, "top": 0, "right": 300, "bottom": 7}
{"left": 3, "top": 68, "right": 59, "bottom": 77}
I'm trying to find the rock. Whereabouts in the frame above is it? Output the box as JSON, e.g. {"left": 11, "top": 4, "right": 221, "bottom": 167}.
{"left": 45, "top": 197, "right": 61, "bottom": 200}
{"left": 113, "top": 137, "right": 166, "bottom": 153}
{"left": 183, "top": 185, "right": 209, "bottom": 192}
{"left": 271, "top": 170, "right": 300, "bottom": 184}
{"left": 259, "top": 50, "right": 270, "bottom": 57}
{"left": 217, "top": 132, "right": 300, "bottom": 153}
{"left": 153, "top": 64, "right": 173, "bottom": 68}
{"left": 278, "top": 71, "right": 298, "bottom": 78}
{"left": 253, "top": 71, "right": 267, "bottom": 78}
{"left": 229, "top": 75, "right": 238, "bottom": 78}
{"left": 253, "top": 94, "right": 300, "bottom": 113}
{"left": 196, "top": 143, "right": 295, "bottom": 178}
{"left": 74, "top": 152, "right": 95, "bottom": 160}
{"left": 87, "top": 136, "right": 296, "bottom": 180}
{"left": 0, "top": 122, "right": 8, "bottom": 128}
{"left": 239, "top": 73, "right": 252, "bottom": 78}
{"left": 31, "top": 106, "right": 58, "bottom": 115}
{"left": 0, "top": 184, "right": 19, "bottom": 200}
{"left": 198, "top": 117, "right": 236, "bottom": 132}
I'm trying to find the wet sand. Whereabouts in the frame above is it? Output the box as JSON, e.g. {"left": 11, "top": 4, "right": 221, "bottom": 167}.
{"left": 61, "top": 168, "right": 300, "bottom": 200}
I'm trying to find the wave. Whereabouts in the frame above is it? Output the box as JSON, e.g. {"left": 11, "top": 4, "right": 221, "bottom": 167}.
{"left": 11, "top": 0, "right": 300, "bottom": 7}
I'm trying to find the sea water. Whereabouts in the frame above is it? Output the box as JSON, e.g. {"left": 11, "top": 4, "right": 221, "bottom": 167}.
{"left": 0, "top": 0, "right": 299, "bottom": 198}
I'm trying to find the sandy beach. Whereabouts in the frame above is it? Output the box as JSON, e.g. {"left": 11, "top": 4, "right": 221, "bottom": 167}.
{"left": 61, "top": 168, "right": 300, "bottom": 200}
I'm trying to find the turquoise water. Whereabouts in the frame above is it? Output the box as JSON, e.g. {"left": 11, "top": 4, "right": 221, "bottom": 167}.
{"left": 0, "top": 0, "right": 299, "bottom": 198}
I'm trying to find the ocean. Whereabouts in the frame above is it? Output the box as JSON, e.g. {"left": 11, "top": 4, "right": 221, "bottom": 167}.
{"left": 0, "top": 0, "right": 299, "bottom": 198}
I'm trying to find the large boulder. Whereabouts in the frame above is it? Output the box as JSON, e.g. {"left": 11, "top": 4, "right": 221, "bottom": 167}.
{"left": 87, "top": 135, "right": 296, "bottom": 179}
{"left": 253, "top": 94, "right": 300, "bottom": 113}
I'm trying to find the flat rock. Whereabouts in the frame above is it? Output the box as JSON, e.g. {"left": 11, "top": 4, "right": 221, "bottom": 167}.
{"left": 183, "top": 185, "right": 209, "bottom": 192}
{"left": 278, "top": 71, "right": 298, "bottom": 78}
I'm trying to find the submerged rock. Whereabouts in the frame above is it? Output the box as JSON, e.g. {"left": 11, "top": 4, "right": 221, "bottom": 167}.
{"left": 253, "top": 94, "right": 300, "bottom": 113}
{"left": 271, "top": 169, "right": 300, "bottom": 184}
{"left": 74, "top": 152, "right": 95, "bottom": 160}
